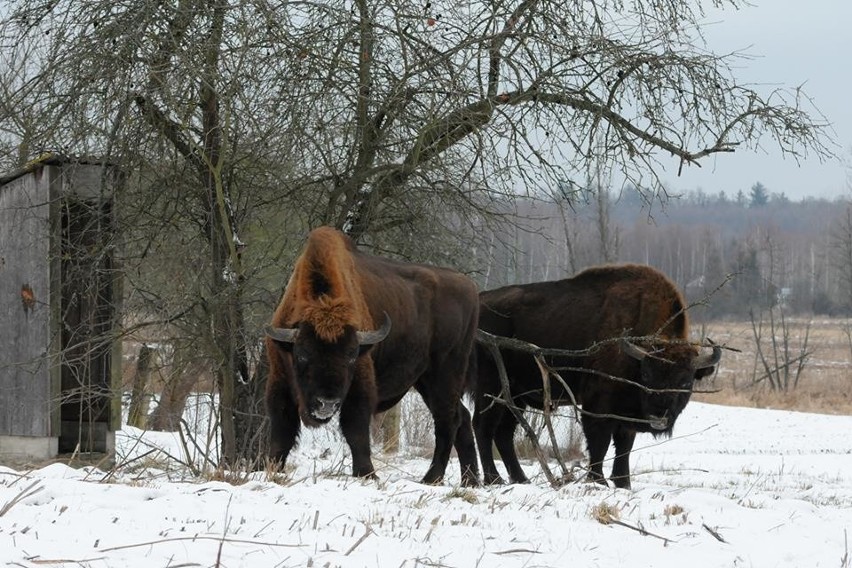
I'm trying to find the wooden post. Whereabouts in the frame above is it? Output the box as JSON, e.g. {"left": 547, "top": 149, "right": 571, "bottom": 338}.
{"left": 381, "top": 404, "right": 401, "bottom": 454}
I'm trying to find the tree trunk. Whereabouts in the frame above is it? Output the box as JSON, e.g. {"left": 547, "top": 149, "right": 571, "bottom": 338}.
{"left": 148, "top": 348, "right": 203, "bottom": 432}
{"left": 198, "top": 0, "right": 248, "bottom": 467}
{"left": 233, "top": 348, "right": 270, "bottom": 466}
{"left": 126, "top": 344, "right": 154, "bottom": 429}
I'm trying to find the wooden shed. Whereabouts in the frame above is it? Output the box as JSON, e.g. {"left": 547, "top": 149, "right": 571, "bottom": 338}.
{"left": 0, "top": 155, "right": 122, "bottom": 462}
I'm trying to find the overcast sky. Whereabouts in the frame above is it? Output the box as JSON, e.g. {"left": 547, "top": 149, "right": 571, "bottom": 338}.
{"left": 662, "top": 0, "right": 851, "bottom": 200}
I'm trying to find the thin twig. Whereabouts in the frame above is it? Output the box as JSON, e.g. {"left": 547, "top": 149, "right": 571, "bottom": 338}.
{"left": 25, "top": 557, "right": 108, "bottom": 565}
{"left": 492, "top": 548, "right": 541, "bottom": 555}
{"left": 534, "top": 354, "right": 574, "bottom": 482}
{"left": 98, "top": 535, "right": 303, "bottom": 552}
{"left": 344, "top": 524, "right": 373, "bottom": 556}
{"left": 98, "top": 448, "right": 159, "bottom": 483}
{"left": 608, "top": 518, "right": 672, "bottom": 544}
{"left": 180, "top": 417, "right": 219, "bottom": 471}
{"left": 702, "top": 523, "right": 728, "bottom": 543}
{"left": 177, "top": 421, "right": 202, "bottom": 477}
{"left": 0, "top": 480, "right": 44, "bottom": 517}
{"left": 215, "top": 494, "right": 234, "bottom": 568}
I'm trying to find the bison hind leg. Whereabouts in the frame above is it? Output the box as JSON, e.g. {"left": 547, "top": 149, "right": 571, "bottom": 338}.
{"left": 489, "top": 403, "right": 529, "bottom": 484}
{"left": 454, "top": 403, "right": 480, "bottom": 487}
{"left": 473, "top": 402, "right": 506, "bottom": 485}
{"left": 413, "top": 387, "right": 462, "bottom": 487}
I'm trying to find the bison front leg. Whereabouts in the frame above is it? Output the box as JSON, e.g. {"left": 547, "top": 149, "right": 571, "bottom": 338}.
{"left": 611, "top": 426, "right": 636, "bottom": 490}
{"left": 582, "top": 416, "right": 615, "bottom": 487}
{"left": 339, "top": 382, "right": 377, "bottom": 480}
{"left": 266, "top": 381, "right": 301, "bottom": 469}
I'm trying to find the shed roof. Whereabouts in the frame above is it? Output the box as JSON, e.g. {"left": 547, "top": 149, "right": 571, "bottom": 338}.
{"left": 0, "top": 153, "right": 114, "bottom": 187}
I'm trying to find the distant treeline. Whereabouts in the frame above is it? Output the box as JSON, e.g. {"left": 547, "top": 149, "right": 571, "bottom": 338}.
{"left": 469, "top": 185, "right": 852, "bottom": 321}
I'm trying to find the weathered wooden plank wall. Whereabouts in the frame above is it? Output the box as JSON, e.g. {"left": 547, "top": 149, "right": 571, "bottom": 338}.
{"left": 0, "top": 165, "right": 56, "bottom": 439}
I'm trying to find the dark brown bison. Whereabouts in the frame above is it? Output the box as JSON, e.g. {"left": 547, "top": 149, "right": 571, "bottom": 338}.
{"left": 472, "top": 264, "right": 721, "bottom": 489}
{"left": 265, "top": 227, "right": 480, "bottom": 486}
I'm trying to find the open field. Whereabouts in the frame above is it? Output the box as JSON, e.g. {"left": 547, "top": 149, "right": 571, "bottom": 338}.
{"left": 694, "top": 318, "right": 852, "bottom": 415}
{"left": 2, "top": 402, "right": 851, "bottom": 568}
{"left": 4, "top": 321, "right": 851, "bottom": 567}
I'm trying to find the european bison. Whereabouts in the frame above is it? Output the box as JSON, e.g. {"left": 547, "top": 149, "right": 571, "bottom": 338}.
{"left": 265, "top": 227, "right": 480, "bottom": 486}
{"left": 472, "top": 264, "right": 721, "bottom": 489}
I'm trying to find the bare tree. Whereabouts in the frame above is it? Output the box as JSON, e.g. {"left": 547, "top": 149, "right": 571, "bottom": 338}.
{"left": 0, "top": 0, "right": 836, "bottom": 252}
{"left": 749, "top": 307, "right": 812, "bottom": 392}
{"left": 0, "top": 0, "right": 303, "bottom": 465}
{"left": 0, "top": 0, "right": 833, "bottom": 466}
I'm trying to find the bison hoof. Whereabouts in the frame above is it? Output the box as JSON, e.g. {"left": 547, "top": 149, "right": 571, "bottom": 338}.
{"left": 266, "top": 457, "right": 288, "bottom": 473}
{"left": 585, "top": 473, "right": 609, "bottom": 487}
{"left": 420, "top": 474, "right": 445, "bottom": 486}
{"left": 482, "top": 473, "right": 505, "bottom": 486}
{"left": 460, "top": 466, "right": 480, "bottom": 488}
{"left": 461, "top": 476, "right": 480, "bottom": 488}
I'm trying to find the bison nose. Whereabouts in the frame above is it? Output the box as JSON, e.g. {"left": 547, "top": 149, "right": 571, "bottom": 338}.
{"left": 317, "top": 396, "right": 341, "bottom": 411}
{"left": 312, "top": 396, "right": 342, "bottom": 419}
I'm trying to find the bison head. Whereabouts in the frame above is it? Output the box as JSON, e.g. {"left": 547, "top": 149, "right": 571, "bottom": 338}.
{"left": 620, "top": 339, "right": 722, "bottom": 434}
{"left": 266, "top": 314, "right": 391, "bottom": 425}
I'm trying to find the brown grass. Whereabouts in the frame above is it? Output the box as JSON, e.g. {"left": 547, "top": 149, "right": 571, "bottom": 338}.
{"left": 694, "top": 318, "right": 852, "bottom": 415}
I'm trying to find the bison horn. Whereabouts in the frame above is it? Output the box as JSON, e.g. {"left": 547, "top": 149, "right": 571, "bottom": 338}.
{"left": 356, "top": 312, "right": 392, "bottom": 345}
{"left": 694, "top": 343, "right": 722, "bottom": 370}
{"left": 620, "top": 338, "right": 649, "bottom": 361}
{"left": 265, "top": 325, "right": 299, "bottom": 343}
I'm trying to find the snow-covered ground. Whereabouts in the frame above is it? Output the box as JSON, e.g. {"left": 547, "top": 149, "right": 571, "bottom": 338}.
{"left": 1, "top": 401, "right": 851, "bottom": 567}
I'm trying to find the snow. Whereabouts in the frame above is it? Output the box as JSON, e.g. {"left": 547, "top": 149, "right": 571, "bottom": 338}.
{"left": 2, "top": 402, "right": 851, "bottom": 567}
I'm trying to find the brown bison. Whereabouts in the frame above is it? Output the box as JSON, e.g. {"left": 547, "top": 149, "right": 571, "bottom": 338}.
{"left": 265, "top": 227, "right": 480, "bottom": 486}
{"left": 472, "top": 264, "right": 721, "bottom": 489}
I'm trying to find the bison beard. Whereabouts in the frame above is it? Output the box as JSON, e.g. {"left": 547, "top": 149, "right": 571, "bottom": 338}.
{"left": 265, "top": 227, "right": 480, "bottom": 486}
{"left": 471, "top": 264, "right": 721, "bottom": 490}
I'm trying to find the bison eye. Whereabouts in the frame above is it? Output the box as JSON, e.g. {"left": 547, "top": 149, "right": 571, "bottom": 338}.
{"left": 295, "top": 354, "right": 308, "bottom": 365}
{"left": 348, "top": 356, "right": 357, "bottom": 365}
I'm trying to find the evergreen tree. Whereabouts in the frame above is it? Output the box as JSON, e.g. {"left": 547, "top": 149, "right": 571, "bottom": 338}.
{"left": 771, "top": 192, "right": 790, "bottom": 205}
{"left": 749, "top": 182, "right": 770, "bottom": 207}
